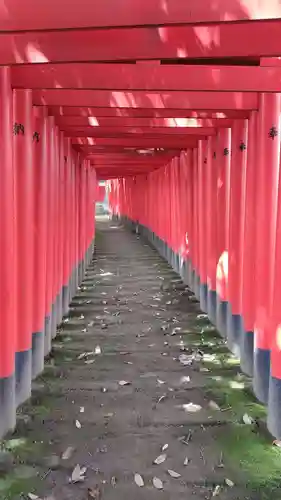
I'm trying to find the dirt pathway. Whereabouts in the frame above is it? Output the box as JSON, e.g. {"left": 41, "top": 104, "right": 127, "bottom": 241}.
{"left": 2, "top": 218, "right": 265, "bottom": 499}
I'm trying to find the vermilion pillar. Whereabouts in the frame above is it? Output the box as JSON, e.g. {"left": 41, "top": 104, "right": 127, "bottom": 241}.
{"left": 216, "top": 128, "right": 231, "bottom": 337}
{"left": 206, "top": 135, "right": 218, "bottom": 324}
{"left": 254, "top": 93, "right": 281, "bottom": 404}
{"left": 198, "top": 139, "right": 208, "bottom": 311}
{"left": 0, "top": 67, "right": 16, "bottom": 435}
{"left": 191, "top": 148, "right": 198, "bottom": 293}
{"left": 56, "top": 131, "right": 65, "bottom": 325}
{"left": 32, "top": 106, "right": 48, "bottom": 378}
{"left": 44, "top": 116, "right": 55, "bottom": 354}
{"left": 268, "top": 123, "right": 281, "bottom": 438}
{"left": 240, "top": 111, "right": 258, "bottom": 376}
{"left": 62, "top": 139, "right": 71, "bottom": 315}
{"left": 13, "top": 89, "right": 34, "bottom": 405}
{"left": 227, "top": 119, "right": 248, "bottom": 355}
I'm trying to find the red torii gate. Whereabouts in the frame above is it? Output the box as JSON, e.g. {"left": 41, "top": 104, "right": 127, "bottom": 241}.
{"left": 0, "top": 0, "right": 281, "bottom": 443}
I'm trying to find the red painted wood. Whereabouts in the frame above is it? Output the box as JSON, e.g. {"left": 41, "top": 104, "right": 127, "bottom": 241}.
{"left": 54, "top": 116, "right": 233, "bottom": 128}
{"left": 12, "top": 64, "right": 281, "bottom": 92}
{"left": 13, "top": 89, "right": 34, "bottom": 353}
{"left": 0, "top": 1, "right": 279, "bottom": 31}
{"left": 216, "top": 127, "right": 231, "bottom": 302}
{"left": 33, "top": 90, "right": 258, "bottom": 110}
{"left": 32, "top": 106, "right": 48, "bottom": 333}
{"left": 62, "top": 127, "right": 216, "bottom": 137}
{"left": 49, "top": 106, "right": 249, "bottom": 119}
{"left": 255, "top": 93, "right": 281, "bottom": 352}
{"left": 0, "top": 67, "right": 15, "bottom": 378}
{"left": 228, "top": 119, "right": 248, "bottom": 316}
{"left": 72, "top": 137, "right": 199, "bottom": 148}
{"left": 241, "top": 111, "right": 258, "bottom": 332}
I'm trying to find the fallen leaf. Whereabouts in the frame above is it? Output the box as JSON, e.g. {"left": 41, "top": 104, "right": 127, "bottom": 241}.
{"left": 119, "top": 380, "right": 131, "bottom": 386}
{"left": 134, "top": 473, "right": 144, "bottom": 487}
{"left": 209, "top": 400, "right": 220, "bottom": 411}
{"left": 167, "top": 469, "right": 181, "bottom": 478}
{"left": 88, "top": 321, "right": 94, "bottom": 327}
{"left": 162, "top": 444, "right": 168, "bottom": 451}
{"left": 75, "top": 420, "right": 82, "bottom": 429}
{"left": 62, "top": 446, "right": 75, "bottom": 460}
{"left": 79, "top": 314, "right": 85, "bottom": 320}
{"left": 153, "top": 453, "right": 167, "bottom": 465}
{"left": 85, "top": 359, "right": 95, "bottom": 364}
{"left": 78, "top": 352, "right": 87, "bottom": 360}
{"left": 111, "top": 476, "right": 117, "bottom": 486}
{"left": 179, "top": 354, "right": 193, "bottom": 366}
{"left": 80, "top": 407, "right": 85, "bottom": 413}
{"left": 184, "top": 457, "right": 190, "bottom": 465}
{"left": 95, "top": 346, "right": 101, "bottom": 355}
{"left": 88, "top": 486, "right": 101, "bottom": 499}
{"left": 225, "top": 478, "right": 234, "bottom": 487}
{"left": 242, "top": 413, "right": 254, "bottom": 425}
{"left": 28, "top": 494, "right": 40, "bottom": 500}
{"left": 273, "top": 439, "right": 281, "bottom": 447}
{"left": 157, "top": 379, "right": 166, "bottom": 385}
{"left": 212, "top": 485, "right": 221, "bottom": 497}
{"left": 71, "top": 464, "right": 86, "bottom": 483}
{"left": 182, "top": 402, "right": 202, "bottom": 413}
{"left": 153, "top": 477, "right": 163, "bottom": 490}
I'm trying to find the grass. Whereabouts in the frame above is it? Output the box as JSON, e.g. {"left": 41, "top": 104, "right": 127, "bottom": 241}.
{"left": 182, "top": 319, "right": 281, "bottom": 499}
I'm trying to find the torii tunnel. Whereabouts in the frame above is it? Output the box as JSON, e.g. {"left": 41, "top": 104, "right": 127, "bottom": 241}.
{"left": 1, "top": 0, "right": 281, "bottom": 441}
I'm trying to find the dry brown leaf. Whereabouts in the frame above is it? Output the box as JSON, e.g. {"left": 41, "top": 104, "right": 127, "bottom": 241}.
{"left": 153, "top": 453, "right": 167, "bottom": 465}
{"left": 88, "top": 486, "right": 101, "bottom": 499}
{"left": 134, "top": 473, "right": 144, "bottom": 487}
{"left": 167, "top": 469, "right": 181, "bottom": 478}
{"left": 153, "top": 477, "right": 163, "bottom": 489}
{"left": 61, "top": 446, "right": 75, "bottom": 460}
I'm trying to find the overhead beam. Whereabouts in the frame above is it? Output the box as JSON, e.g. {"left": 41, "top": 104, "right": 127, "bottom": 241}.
{"left": 5, "top": 21, "right": 281, "bottom": 64}
{"left": 54, "top": 116, "right": 233, "bottom": 128}
{"left": 13, "top": 63, "right": 281, "bottom": 92}
{"left": 49, "top": 107, "right": 249, "bottom": 119}
{"left": 33, "top": 90, "right": 258, "bottom": 110}
{"left": 62, "top": 127, "right": 216, "bottom": 137}
{"left": 72, "top": 137, "right": 198, "bottom": 148}
{"left": 0, "top": 1, "right": 279, "bottom": 31}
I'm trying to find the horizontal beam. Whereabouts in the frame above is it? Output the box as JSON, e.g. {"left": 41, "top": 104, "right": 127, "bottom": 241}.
{"left": 50, "top": 107, "right": 248, "bottom": 119}
{"left": 0, "top": 1, "right": 279, "bottom": 31}
{"left": 62, "top": 127, "right": 216, "bottom": 137}
{"left": 72, "top": 137, "right": 198, "bottom": 148}
{"left": 6, "top": 21, "right": 281, "bottom": 64}
{"left": 33, "top": 90, "right": 258, "bottom": 110}
{"left": 14, "top": 63, "right": 281, "bottom": 92}
{"left": 55, "top": 116, "right": 233, "bottom": 128}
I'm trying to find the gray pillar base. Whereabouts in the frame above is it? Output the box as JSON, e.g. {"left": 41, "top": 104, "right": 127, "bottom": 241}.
{"left": 253, "top": 347, "right": 270, "bottom": 404}
{"left": 216, "top": 297, "right": 227, "bottom": 338}
{"left": 240, "top": 327, "right": 254, "bottom": 376}
{"left": 56, "top": 289, "right": 63, "bottom": 326}
{"left": 199, "top": 282, "right": 208, "bottom": 313}
{"left": 193, "top": 273, "right": 200, "bottom": 300}
{"left": 32, "top": 331, "right": 45, "bottom": 379}
{"left": 207, "top": 289, "right": 217, "bottom": 325}
{"left": 267, "top": 376, "right": 281, "bottom": 439}
{"left": 51, "top": 298, "right": 59, "bottom": 339}
{"left": 0, "top": 375, "right": 16, "bottom": 438}
{"left": 15, "top": 349, "right": 32, "bottom": 406}
{"left": 44, "top": 314, "right": 52, "bottom": 356}
{"left": 226, "top": 304, "right": 242, "bottom": 356}
{"left": 62, "top": 284, "right": 70, "bottom": 317}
